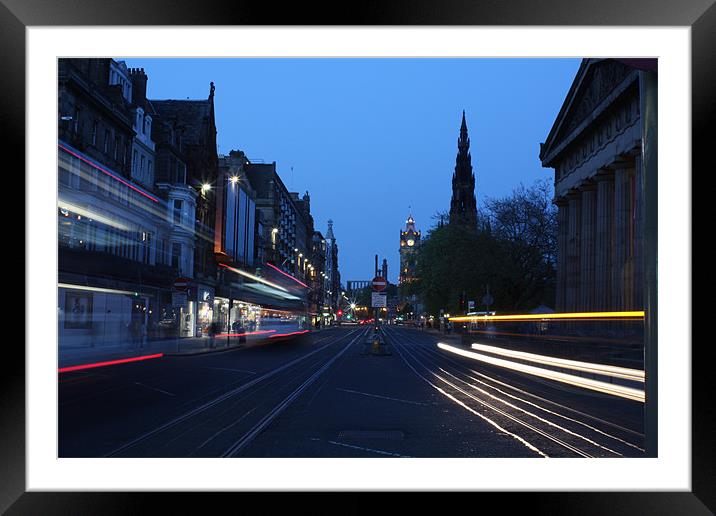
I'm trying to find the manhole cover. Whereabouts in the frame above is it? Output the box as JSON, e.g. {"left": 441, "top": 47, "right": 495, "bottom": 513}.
{"left": 338, "top": 430, "right": 405, "bottom": 440}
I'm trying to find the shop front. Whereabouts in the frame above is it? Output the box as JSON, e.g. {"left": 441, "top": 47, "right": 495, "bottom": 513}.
{"left": 196, "top": 286, "right": 214, "bottom": 337}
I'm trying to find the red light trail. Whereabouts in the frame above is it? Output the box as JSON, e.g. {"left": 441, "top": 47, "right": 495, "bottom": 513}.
{"left": 58, "top": 353, "right": 164, "bottom": 373}
{"left": 265, "top": 262, "right": 309, "bottom": 288}
{"left": 58, "top": 143, "right": 160, "bottom": 203}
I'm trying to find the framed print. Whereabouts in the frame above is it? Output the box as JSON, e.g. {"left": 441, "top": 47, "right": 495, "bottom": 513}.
{"left": 4, "top": 0, "right": 707, "bottom": 512}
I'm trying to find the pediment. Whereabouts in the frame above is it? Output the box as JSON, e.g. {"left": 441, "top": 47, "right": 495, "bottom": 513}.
{"left": 541, "top": 59, "right": 638, "bottom": 165}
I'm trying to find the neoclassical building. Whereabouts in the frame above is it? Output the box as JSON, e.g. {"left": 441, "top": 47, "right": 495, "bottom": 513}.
{"left": 540, "top": 58, "right": 657, "bottom": 313}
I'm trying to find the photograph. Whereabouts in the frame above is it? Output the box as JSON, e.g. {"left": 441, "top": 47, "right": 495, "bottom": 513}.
{"left": 3, "top": 5, "right": 707, "bottom": 510}
{"left": 55, "top": 56, "right": 653, "bottom": 460}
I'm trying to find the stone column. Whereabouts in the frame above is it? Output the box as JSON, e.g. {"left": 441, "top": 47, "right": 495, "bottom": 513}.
{"left": 566, "top": 190, "right": 581, "bottom": 312}
{"left": 555, "top": 198, "right": 569, "bottom": 312}
{"left": 594, "top": 171, "right": 614, "bottom": 311}
{"left": 612, "top": 162, "right": 632, "bottom": 311}
{"left": 633, "top": 153, "right": 644, "bottom": 309}
{"left": 580, "top": 182, "right": 597, "bottom": 311}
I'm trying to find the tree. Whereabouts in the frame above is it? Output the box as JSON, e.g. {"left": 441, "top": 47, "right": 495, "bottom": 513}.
{"left": 482, "top": 179, "right": 557, "bottom": 310}
{"left": 413, "top": 179, "right": 557, "bottom": 316}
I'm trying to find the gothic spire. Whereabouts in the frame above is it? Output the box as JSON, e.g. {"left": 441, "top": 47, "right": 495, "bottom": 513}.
{"left": 449, "top": 110, "right": 477, "bottom": 229}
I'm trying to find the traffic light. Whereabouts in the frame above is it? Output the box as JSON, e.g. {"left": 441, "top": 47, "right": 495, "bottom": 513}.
{"left": 337, "top": 309, "right": 343, "bottom": 317}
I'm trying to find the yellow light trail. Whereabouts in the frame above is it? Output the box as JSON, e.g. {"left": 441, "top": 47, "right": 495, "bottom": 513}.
{"left": 437, "top": 343, "right": 645, "bottom": 403}
{"left": 470, "top": 343, "right": 645, "bottom": 382}
{"left": 448, "top": 311, "right": 645, "bottom": 323}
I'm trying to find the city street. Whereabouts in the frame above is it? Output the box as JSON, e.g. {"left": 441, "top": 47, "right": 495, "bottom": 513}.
{"left": 59, "top": 326, "right": 644, "bottom": 458}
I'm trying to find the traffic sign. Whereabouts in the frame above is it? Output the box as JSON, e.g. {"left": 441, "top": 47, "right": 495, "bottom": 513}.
{"left": 173, "top": 277, "right": 191, "bottom": 291}
{"left": 371, "top": 276, "right": 387, "bottom": 292}
{"left": 371, "top": 291, "right": 387, "bottom": 307}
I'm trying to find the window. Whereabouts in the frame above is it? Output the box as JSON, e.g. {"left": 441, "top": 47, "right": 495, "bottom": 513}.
{"left": 133, "top": 150, "right": 138, "bottom": 173}
{"left": 114, "top": 136, "right": 120, "bottom": 161}
{"left": 173, "top": 199, "right": 182, "bottom": 224}
{"left": 91, "top": 121, "right": 98, "bottom": 145}
{"left": 171, "top": 242, "right": 181, "bottom": 269}
{"left": 73, "top": 107, "right": 80, "bottom": 133}
{"left": 104, "top": 130, "right": 110, "bottom": 153}
{"left": 148, "top": 160, "right": 153, "bottom": 179}
{"left": 140, "top": 155, "right": 145, "bottom": 176}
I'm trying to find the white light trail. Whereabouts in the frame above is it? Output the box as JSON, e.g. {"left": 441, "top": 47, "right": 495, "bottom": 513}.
{"left": 388, "top": 336, "right": 548, "bottom": 457}
{"left": 438, "top": 343, "right": 645, "bottom": 403}
{"left": 470, "top": 343, "right": 645, "bottom": 382}
{"left": 57, "top": 200, "right": 130, "bottom": 231}
{"left": 58, "top": 283, "right": 140, "bottom": 296}
{"left": 219, "top": 264, "right": 288, "bottom": 292}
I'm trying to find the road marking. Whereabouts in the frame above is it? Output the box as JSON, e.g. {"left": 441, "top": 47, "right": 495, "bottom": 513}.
{"left": 103, "top": 328, "right": 362, "bottom": 458}
{"left": 336, "top": 388, "right": 428, "bottom": 406}
{"left": 221, "top": 329, "right": 367, "bottom": 457}
{"left": 385, "top": 331, "right": 548, "bottom": 458}
{"left": 133, "top": 382, "right": 176, "bottom": 397}
{"left": 397, "top": 329, "right": 645, "bottom": 453}
{"left": 327, "top": 440, "right": 412, "bottom": 458}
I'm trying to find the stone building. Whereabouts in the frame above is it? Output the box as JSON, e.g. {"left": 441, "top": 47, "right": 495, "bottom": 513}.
{"left": 57, "top": 58, "right": 180, "bottom": 347}
{"left": 310, "top": 230, "right": 327, "bottom": 324}
{"left": 398, "top": 214, "right": 420, "bottom": 285}
{"left": 245, "top": 161, "right": 310, "bottom": 279}
{"left": 324, "top": 220, "right": 341, "bottom": 315}
{"left": 150, "top": 83, "right": 220, "bottom": 335}
{"left": 398, "top": 214, "right": 422, "bottom": 315}
{"left": 540, "top": 58, "right": 656, "bottom": 312}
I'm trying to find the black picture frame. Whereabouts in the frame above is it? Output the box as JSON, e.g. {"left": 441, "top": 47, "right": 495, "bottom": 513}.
{"left": 5, "top": 0, "right": 706, "bottom": 512}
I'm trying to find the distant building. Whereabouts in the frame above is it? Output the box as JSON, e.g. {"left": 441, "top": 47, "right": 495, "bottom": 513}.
{"left": 310, "top": 231, "right": 327, "bottom": 324}
{"left": 449, "top": 110, "right": 478, "bottom": 229}
{"left": 324, "top": 220, "right": 341, "bottom": 316}
{"left": 398, "top": 214, "right": 422, "bottom": 316}
{"left": 540, "top": 58, "right": 654, "bottom": 312}
{"left": 245, "top": 161, "right": 312, "bottom": 281}
{"left": 399, "top": 213, "right": 420, "bottom": 285}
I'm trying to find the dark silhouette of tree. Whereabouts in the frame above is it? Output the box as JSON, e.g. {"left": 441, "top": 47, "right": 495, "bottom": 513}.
{"left": 413, "top": 179, "right": 557, "bottom": 316}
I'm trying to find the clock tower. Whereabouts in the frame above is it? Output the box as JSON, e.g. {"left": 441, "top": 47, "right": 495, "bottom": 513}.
{"left": 399, "top": 214, "right": 421, "bottom": 286}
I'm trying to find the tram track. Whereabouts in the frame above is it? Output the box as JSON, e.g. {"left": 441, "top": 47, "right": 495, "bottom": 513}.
{"left": 384, "top": 327, "right": 644, "bottom": 458}
{"left": 104, "top": 327, "right": 366, "bottom": 457}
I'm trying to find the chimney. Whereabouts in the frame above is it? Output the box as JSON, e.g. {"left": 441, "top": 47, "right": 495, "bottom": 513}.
{"left": 129, "top": 67, "right": 148, "bottom": 103}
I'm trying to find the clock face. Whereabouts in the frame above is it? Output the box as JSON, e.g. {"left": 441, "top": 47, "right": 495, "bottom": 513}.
{"left": 407, "top": 239, "right": 414, "bottom": 247}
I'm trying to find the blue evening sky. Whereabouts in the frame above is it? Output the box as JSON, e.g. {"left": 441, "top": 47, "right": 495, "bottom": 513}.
{"left": 123, "top": 58, "right": 580, "bottom": 284}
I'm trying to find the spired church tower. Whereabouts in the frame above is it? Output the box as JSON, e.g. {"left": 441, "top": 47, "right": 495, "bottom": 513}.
{"left": 449, "top": 110, "right": 478, "bottom": 229}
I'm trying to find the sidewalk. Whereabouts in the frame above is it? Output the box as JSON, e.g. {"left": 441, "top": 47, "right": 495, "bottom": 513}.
{"left": 58, "top": 334, "right": 259, "bottom": 370}
{"left": 57, "top": 325, "right": 345, "bottom": 371}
